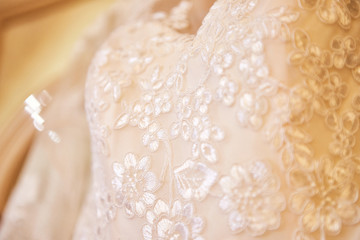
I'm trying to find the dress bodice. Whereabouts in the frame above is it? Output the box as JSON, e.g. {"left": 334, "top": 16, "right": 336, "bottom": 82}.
{"left": 82, "top": 0, "right": 360, "bottom": 239}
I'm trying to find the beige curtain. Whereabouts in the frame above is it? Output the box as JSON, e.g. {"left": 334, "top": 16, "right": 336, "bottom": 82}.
{"left": 0, "top": 0, "right": 116, "bottom": 214}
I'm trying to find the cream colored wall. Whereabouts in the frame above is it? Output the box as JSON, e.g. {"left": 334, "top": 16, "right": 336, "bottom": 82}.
{"left": 0, "top": 0, "right": 115, "bottom": 129}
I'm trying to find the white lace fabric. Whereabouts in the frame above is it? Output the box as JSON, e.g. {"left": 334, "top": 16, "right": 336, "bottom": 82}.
{"left": 81, "top": 0, "right": 360, "bottom": 239}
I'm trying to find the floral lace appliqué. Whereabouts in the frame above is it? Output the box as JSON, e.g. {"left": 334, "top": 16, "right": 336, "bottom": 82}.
{"left": 289, "top": 156, "right": 360, "bottom": 240}
{"left": 112, "top": 153, "right": 159, "bottom": 218}
{"left": 219, "top": 160, "right": 286, "bottom": 236}
{"left": 143, "top": 199, "right": 205, "bottom": 240}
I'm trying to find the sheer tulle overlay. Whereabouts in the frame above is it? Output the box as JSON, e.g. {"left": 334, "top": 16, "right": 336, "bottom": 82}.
{"left": 2, "top": 0, "right": 360, "bottom": 239}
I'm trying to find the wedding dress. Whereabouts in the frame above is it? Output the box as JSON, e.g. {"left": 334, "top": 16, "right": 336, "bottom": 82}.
{"left": 2, "top": 0, "right": 360, "bottom": 239}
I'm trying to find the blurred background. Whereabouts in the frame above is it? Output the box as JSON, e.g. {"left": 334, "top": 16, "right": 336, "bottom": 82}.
{"left": 0, "top": 0, "right": 116, "bottom": 127}
{"left": 0, "top": 0, "right": 116, "bottom": 216}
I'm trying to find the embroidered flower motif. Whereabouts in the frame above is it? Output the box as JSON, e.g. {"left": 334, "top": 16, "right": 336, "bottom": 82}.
{"left": 215, "top": 76, "right": 239, "bottom": 106}
{"left": 237, "top": 43, "right": 268, "bottom": 88}
{"left": 329, "top": 35, "right": 360, "bottom": 84}
{"left": 171, "top": 88, "right": 223, "bottom": 163}
{"left": 229, "top": 8, "right": 296, "bottom": 132}
{"left": 329, "top": 131, "right": 356, "bottom": 158}
{"left": 210, "top": 48, "right": 234, "bottom": 75}
{"left": 143, "top": 199, "right": 205, "bottom": 240}
{"left": 219, "top": 160, "right": 286, "bottom": 236}
{"left": 94, "top": 42, "right": 155, "bottom": 103}
{"left": 325, "top": 111, "right": 359, "bottom": 158}
{"left": 193, "top": 87, "right": 212, "bottom": 115}
{"left": 138, "top": 68, "right": 173, "bottom": 117}
{"left": 170, "top": 96, "right": 192, "bottom": 140}
{"left": 153, "top": 92, "right": 172, "bottom": 115}
{"left": 330, "top": 35, "right": 359, "bottom": 69}
{"left": 176, "top": 95, "right": 192, "bottom": 120}
{"left": 112, "top": 153, "right": 159, "bottom": 218}
{"left": 288, "top": 83, "right": 325, "bottom": 125}
{"left": 174, "top": 160, "right": 218, "bottom": 201}
{"left": 288, "top": 156, "right": 360, "bottom": 240}
{"left": 298, "top": 0, "right": 360, "bottom": 29}
{"left": 189, "top": 115, "right": 212, "bottom": 143}
{"left": 321, "top": 73, "right": 348, "bottom": 110}
{"left": 236, "top": 91, "right": 268, "bottom": 130}
{"left": 97, "top": 70, "right": 132, "bottom": 103}
{"left": 113, "top": 101, "right": 153, "bottom": 131}
{"left": 142, "top": 122, "right": 167, "bottom": 152}
{"left": 289, "top": 29, "right": 330, "bottom": 81}
{"left": 170, "top": 89, "right": 220, "bottom": 157}
{"left": 129, "top": 102, "right": 151, "bottom": 129}
{"left": 190, "top": 115, "right": 224, "bottom": 160}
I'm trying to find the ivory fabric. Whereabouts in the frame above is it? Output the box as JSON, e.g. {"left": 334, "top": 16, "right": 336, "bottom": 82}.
{"left": 81, "top": 0, "right": 360, "bottom": 239}
{"left": 2, "top": 0, "right": 360, "bottom": 239}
